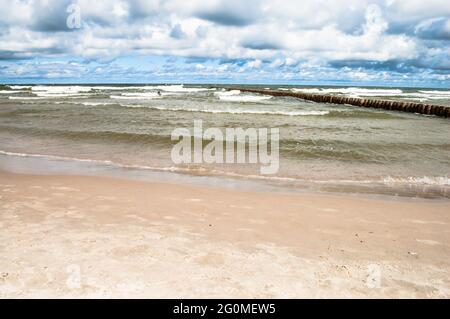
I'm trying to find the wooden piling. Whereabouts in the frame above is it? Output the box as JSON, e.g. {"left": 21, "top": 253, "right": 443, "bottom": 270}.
{"left": 229, "top": 88, "right": 449, "bottom": 118}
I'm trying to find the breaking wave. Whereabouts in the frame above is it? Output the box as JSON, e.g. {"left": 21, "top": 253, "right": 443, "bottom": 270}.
{"left": 124, "top": 104, "right": 328, "bottom": 116}
{"left": 383, "top": 176, "right": 450, "bottom": 186}
{"left": 292, "top": 87, "right": 404, "bottom": 96}
{"left": 291, "top": 87, "right": 450, "bottom": 100}
{"left": 215, "top": 90, "right": 273, "bottom": 102}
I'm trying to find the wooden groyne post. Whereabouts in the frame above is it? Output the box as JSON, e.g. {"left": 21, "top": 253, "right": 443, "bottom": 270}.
{"left": 230, "top": 88, "right": 450, "bottom": 118}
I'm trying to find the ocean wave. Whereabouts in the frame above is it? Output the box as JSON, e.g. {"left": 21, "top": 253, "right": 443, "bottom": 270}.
{"left": 419, "top": 90, "right": 450, "bottom": 95}
{"left": 90, "top": 85, "right": 213, "bottom": 93}
{"left": 0, "top": 150, "right": 114, "bottom": 165}
{"left": 76, "top": 85, "right": 167, "bottom": 91}
{"left": 110, "top": 94, "right": 162, "bottom": 100}
{"left": 0, "top": 90, "right": 25, "bottom": 94}
{"left": 91, "top": 86, "right": 153, "bottom": 91}
{"left": 2, "top": 150, "right": 448, "bottom": 189}
{"left": 292, "top": 87, "right": 404, "bottom": 96}
{"left": 124, "top": 104, "right": 328, "bottom": 116}
{"left": 8, "top": 96, "right": 45, "bottom": 100}
{"left": 401, "top": 98, "right": 428, "bottom": 102}
{"left": 306, "top": 177, "right": 450, "bottom": 187}
{"left": 291, "top": 87, "right": 450, "bottom": 100}
{"left": 219, "top": 95, "right": 273, "bottom": 102}
{"left": 214, "top": 90, "right": 272, "bottom": 102}
{"left": 9, "top": 96, "right": 92, "bottom": 102}
{"left": 7, "top": 85, "right": 32, "bottom": 90}
{"left": 33, "top": 93, "right": 93, "bottom": 98}
{"left": 151, "top": 84, "right": 213, "bottom": 93}
{"left": 401, "top": 93, "right": 450, "bottom": 100}
{"left": 27, "top": 85, "right": 94, "bottom": 98}
{"left": 214, "top": 90, "right": 241, "bottom": 96}
{"left": 121, "top": 92, "right": 163, "bottom": 98}
{"left": 80, "top": 102, "right": 119, "bottom": 106}
{"left": 31, "top": 85, "right": 93, "bottom": 94}
{"left": 383, "top": 176, "right": 450, "bottom": 186}
{"left": 0, "top": 150, "right": 195, "bottom": 174}
{"left": 0, "top": 126, "right": 173, "bottom": 145}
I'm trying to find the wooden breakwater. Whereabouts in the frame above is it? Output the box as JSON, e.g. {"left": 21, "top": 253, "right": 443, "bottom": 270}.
{"left": 229, "top": 88, "right": 450, "bottom": 118}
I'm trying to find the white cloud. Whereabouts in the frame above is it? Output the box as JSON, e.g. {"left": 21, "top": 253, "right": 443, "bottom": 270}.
{"left": 247, "top": 60, "right": 262, "bottom": 69}
{"left": 0, "top": 0, "right": 448, "bottom": 85}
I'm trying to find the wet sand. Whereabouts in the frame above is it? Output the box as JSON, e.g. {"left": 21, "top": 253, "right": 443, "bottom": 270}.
{"left": 0, "top": 171, "right": 449, "bottom": 298}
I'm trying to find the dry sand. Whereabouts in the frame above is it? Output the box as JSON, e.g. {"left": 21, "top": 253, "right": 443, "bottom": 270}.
{"left": 0, "top": 171, "right": 449, "bottom": 298}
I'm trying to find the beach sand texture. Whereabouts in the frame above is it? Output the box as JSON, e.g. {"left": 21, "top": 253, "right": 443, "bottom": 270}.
{"left": 1, "top": 171, "right": 449, "bottom": 298}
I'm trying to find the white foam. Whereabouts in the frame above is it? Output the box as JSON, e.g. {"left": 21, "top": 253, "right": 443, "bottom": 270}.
{"left": 0, "top": 90, "right": 23, "bottom": 94}
{"left": 121, "top": 92, "right": 162, "bottom": 98}
{"left": 291, "top": 87, "right": 450, "bottom": 101}
{"left": 80, "top": 102, "right": 117, "bottom": 106}
{"left": 1, "top": 150, "right": 449, "bottom": 191}
{"left": 218, "top": 95, "right": 273, "bottom": 102}
{"left": 214, "top": 90, "right": 241, "bottom": 96}
{"left": 152, "top": 85, "right": 213, "bottom": 93}
{"left": 292, "top": 87, "right": 403, "bottom": 96}
{"left": 291, "top": 88, "right": 323, "bottom": 94}
{"left": 29, "top": 86, "right": 94, "bottom": 98}
{"left": 8, "top": 96, "right": 44, "bottom": 100}
{"left": 125, "top": 104, "right": 328, "bottom": 116}
{"left": 88, "top": 85, "right": 213, "bottom": 92}
{"left": 91, "top": 86, "right": 147, "bottom": 91}
{"left": 419, "top": 90, "right": 450, "bottom": 95}
{"left": 8, "top": 85, "right": 31, "bottom": 90}
{"left": 0, "top": 150, "right": 311, "bottom": 184}
{"left": 110, "top": 94, "right": 162, "bottom": 100}
{"left": 383, "top": 176, "right": 450, "bottom": 186}
{"left": 401, "top": 98, "right": 428, "bottom": 102}
{"left": 408, "top": 92, "right": 450, "bottom": 100}
{"left": 34, "top": 93, "right": 92, "bottom": 98}
{"left": 0, "top": 150, "right": 194, "bottom": 174}
{"left": 32, "top": 85, "right": 93, "bottom": 94}
{"left": 215, "top": 90, "right": 272, "bottom": 102}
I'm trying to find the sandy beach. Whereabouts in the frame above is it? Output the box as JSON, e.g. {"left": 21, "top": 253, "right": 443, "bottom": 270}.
{"left": 1, "top": 170, "right": 449, "bottom": 298}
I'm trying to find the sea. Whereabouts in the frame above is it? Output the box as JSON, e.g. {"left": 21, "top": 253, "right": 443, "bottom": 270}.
{"left": 0, "top": 84, "right": 449, "bottom": 198}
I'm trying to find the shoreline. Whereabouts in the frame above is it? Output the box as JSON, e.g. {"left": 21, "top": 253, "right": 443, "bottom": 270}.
{"left": 1, "top": 151, "right": 449, "bottom": 200}
{"left": 1, "top": 170, "right": 449, "bottom": 298}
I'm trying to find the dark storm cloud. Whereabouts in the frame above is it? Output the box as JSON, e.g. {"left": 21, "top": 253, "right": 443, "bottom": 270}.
{"left": 0, "top": 46, "right": 67, "bottom": 60}
{"left": 193, "top": 1, "right": 261, "bottom": 26}
{"left": 329, "top": 59, "right": 417, "bottom": 73}
{"left": 218, "top": 59, "right": 249, "bottom": 66}
{"left": 240, "top": 40, "right": 281, "bottom": 50}
{"left": 30, "top": 0, "right": 74, "bottom": 32}
{"left": 184, "top": 57, "right": 211, "bottom": 64}
{"left": 330, "top": 55, "right": 450, "bottom": 72}
{"left": 415, "top": 18, "right": 450, "bottom": 40}
{"left": 195, "top": 11, "right": 255, "bottom": 26}
{"left": 0, "top": 50, "right": 32, "bottom": 60}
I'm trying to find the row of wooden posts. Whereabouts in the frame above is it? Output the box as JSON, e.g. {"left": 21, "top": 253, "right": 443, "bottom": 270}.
{"left": 229, "top": 88, "right": 450, "bottom": 118}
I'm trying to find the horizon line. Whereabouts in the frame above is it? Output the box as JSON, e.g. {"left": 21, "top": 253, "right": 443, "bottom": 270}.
{"left": 1, "top": 82, "right": 449, "bottom": 89}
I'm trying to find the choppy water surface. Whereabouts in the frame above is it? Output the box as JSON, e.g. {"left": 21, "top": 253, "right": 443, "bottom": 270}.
{"left": 0, "top": 84, "right": 449, "bottom": 198}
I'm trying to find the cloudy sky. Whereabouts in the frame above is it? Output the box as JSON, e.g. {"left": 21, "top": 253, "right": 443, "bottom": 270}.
{"left": 0, "top": 0, "right": 449, "bottom": 87}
